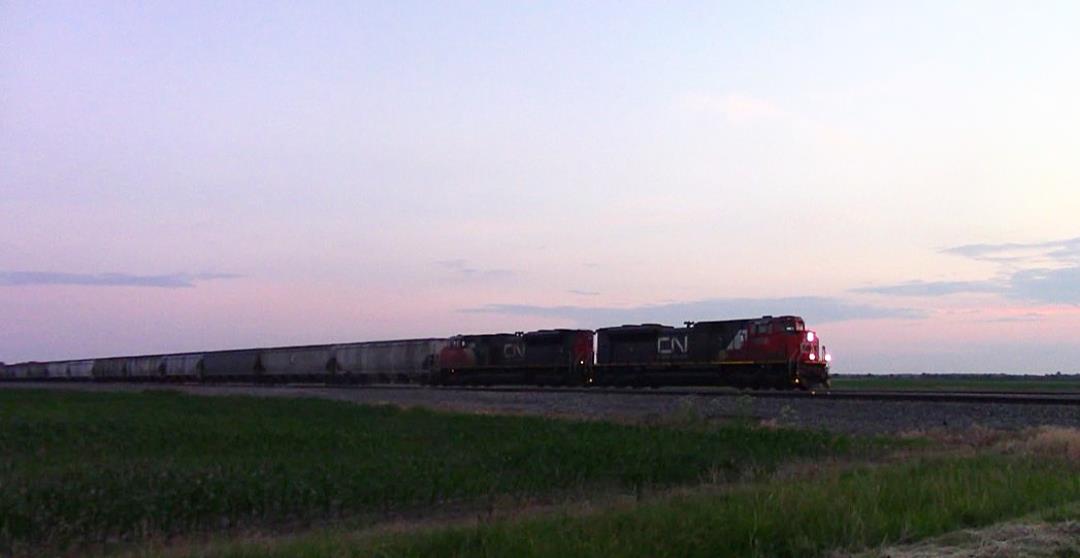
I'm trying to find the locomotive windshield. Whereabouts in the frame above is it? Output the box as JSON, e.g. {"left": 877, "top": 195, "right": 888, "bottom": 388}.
{"left": 782, "top": 320, "right": 805, "bottom": 333}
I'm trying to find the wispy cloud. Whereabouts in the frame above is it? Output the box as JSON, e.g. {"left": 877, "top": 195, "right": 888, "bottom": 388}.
{"left": 0, "top": 271, "right": 240, "bottom": 288}
{"left": 943, "top": 237, "right": 1080, "bottom": 265}
{"left": 1009, "top": 267, "right": 1080, "bottom": 305}
{"left": 988, "top": 312, "right": 1044, "bottom": 323}
{"left": 853, "top": 280, "right": 1004, "bottom": 297}
{"left": 567, "top": 289, "right": 600, "bottom": 296}
{"left": 462, "top": 296, "right": 922, "bottom": 327}
{"left": 435, "top": 259, "right": 513, "bottom": 279}
{"left": 855, "top": 235, "right": 1080, "bottom": 305}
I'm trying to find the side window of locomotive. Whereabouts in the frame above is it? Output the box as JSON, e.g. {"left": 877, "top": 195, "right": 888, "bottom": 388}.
{"left": 754, "top": 324, "right": 770, "bottom": 336}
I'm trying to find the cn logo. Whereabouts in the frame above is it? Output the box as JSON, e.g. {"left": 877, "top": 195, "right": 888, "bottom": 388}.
{"left": 657, "top": 335, "right": 688, "bottom": 355}
{"left": 503, "top": 344, "right": 526, "bottom": 359}
{"left": 727, "top": 330, "right": 748, "bottom": 351}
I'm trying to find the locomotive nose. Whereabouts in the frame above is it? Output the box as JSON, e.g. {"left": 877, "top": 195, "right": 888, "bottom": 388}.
{"left": 795, "top": 330, "right": 830, "bottom": 390}
{"left": 802, "top": 331, "right": 820, "bottom": 360}
{"left": 800, "top": 331, "right": 831, "bottom": 368}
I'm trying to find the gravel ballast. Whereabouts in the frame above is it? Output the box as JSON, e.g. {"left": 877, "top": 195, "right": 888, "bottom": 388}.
{"left": 3, "top": 383, "right": 1078, "bottom": 435}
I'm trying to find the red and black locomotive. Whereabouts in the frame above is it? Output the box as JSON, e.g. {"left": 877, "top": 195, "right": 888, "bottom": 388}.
{"left": 436, "top": 329, "right": 594, "bottom": 386}
{"left": 436, "top": 315, "right": 830, "bottom": 390}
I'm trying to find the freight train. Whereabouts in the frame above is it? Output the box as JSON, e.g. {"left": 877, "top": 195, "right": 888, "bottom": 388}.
{"left": 0, "top": 315, "right": 831, "bottom": 389}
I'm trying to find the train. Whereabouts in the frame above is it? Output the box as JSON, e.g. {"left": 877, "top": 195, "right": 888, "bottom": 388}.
{"left": 0, "top": 315, "right": 831, "bottom": 390}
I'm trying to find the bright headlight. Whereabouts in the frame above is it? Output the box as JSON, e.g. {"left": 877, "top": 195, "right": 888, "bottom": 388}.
{"left": 806, "top": 332, "right": 815, "bottom": 342}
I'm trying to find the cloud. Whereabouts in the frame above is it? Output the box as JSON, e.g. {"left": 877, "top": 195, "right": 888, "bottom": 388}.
{"left": 435, "top": 259, "right": 513, "bottom": 279}
{"left": 853, "top": 280, "right": 1004, "bottom": 297}
{"left": 858, "top": 236, "right": 1080, "bottom": 305}
{"left": 943, "top": 237, "right": 1080, "bottom": 265}
{"left": 859, "top": 268, "right": 1080, "bottom": 306}
{"left": 567, "top": 289, "right": 600, "bottom": 296}
{"left": 988, "top": 313, "right": 1044, "bottom": 323}
{"left": 678, "top": 92, "right": 785, "bottom": 123}
{"left": 0, "top": 271, "right": 240, "bottom": 288}
{"left": 1008, "top": 267, "right": 1080, "bottom": 305}
{"left": 462, "top": 296, "right": 922, "bottom": 327}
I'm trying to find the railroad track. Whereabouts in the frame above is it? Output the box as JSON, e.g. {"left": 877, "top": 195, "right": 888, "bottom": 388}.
{"left": 5, "top": 381, "right": 1080, "bottom": 405}
{"left": 200, "top": 382, "right": 1080, "bottom": 405}
{"left": 402, "top": 385, "right": 1080, "bottom": 405}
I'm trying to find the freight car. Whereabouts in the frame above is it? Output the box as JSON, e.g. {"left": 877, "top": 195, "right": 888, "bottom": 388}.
{"left": 333, "top": 338, "right": 449, "bottom": 384}
{"left": 201, "top": 349, "right": 262, "bottom": 382}
{"left": 260, "top": 345, "right": 335, "bottom": 382}
{"left": 128, "top": 355, "right": 166, "bottom": 381}
{"left": 92, "top": 358, "right": 129, "bottom": 382}
{"left": 595, "top": 315, "right": 829, "bottom": 389}
{"left": 25, "top": 362, "right": 48, "bottom": 380}
{"left": 163, "top": 353, "right": 203, "bottom": 381}
{"left": 434, "top": 329, "right": 593, "bottom": 385}
{"left": 41, "top": 359, "right": 95, "bottom": 381}
{"left": 67, "top": 360, "right": 96, "bottom": 381}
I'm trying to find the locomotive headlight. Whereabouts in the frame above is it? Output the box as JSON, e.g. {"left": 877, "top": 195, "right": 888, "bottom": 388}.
{"left": 806, "top": 332, "right": 815, "bottom": 342}
{"left": 808, "top": 353, "right": 816, "bottom": 361}
{"left": 824, "top": 353, "right": 832, "bottom": 363}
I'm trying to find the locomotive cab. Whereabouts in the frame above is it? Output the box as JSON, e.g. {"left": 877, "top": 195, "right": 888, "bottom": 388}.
{"left": 749, "top": 316, "right": 831, "bottom": 389}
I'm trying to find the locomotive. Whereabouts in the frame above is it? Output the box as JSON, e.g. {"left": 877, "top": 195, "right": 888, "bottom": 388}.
{"left": 0, "top": 315, "right": 830, "bottom": 390}
{"left": 435, "top": 315, "right": 829, "bottom": 390}
{"left": 435, "top": 329, "right": 594, "bottom": 386}
{"left": 593, "top": 316, "right": 829, "bottom": 389}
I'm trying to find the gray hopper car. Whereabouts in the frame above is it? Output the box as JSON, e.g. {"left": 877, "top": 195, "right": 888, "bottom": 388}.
{"left": 201, "top": 350, "right": 261, "bottom": 381}
{"left": 128, "top": 356, "right": 166, "bottom": 381}
{"left": 333, "top": 338, "right": 449, "bottom": 384}
{"left": 92, "top": 358, "right": 129, "bottom": 381}
{"left": 259, "top": 345, "right": 335, "bottom": 381}
{"left": 163, "top": 354, "right": 203, "bottom": 380}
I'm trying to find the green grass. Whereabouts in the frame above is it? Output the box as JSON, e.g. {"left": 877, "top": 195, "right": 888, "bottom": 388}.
{"left": 206, "top": 455, "right": 1080, "bottom": 558}
{"left": 0, "top": 389, "right": 863, "bottom": 553}
{"left": 831, "top": 374, "right": 1080, "bottom": 393}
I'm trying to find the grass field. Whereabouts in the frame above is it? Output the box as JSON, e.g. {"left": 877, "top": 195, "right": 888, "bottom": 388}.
{"left": 831, "top": 373, "right": 1080, "bottom": 393}
{"left": 204, "top": 456, "right": 1080, "bottom": 558}
{"left": 0, "top": 389, "right": 863, "bottom": 555}
{"left": 1, "top": 389, "right": 1076, "bottom": 558}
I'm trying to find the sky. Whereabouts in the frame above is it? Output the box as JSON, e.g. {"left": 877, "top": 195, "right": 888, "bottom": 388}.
{"left": 2, "top": 1, "right": 1079, "bottom": 372}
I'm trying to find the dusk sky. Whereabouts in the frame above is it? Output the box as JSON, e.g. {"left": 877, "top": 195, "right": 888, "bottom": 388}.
{"left": 3, "top": 1, "right": 1079, "bottom": 372}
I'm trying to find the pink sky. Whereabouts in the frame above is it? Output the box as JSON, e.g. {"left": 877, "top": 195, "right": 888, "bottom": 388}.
{"left": 3, "top": 2, "right": 1080, "bottom": 372}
